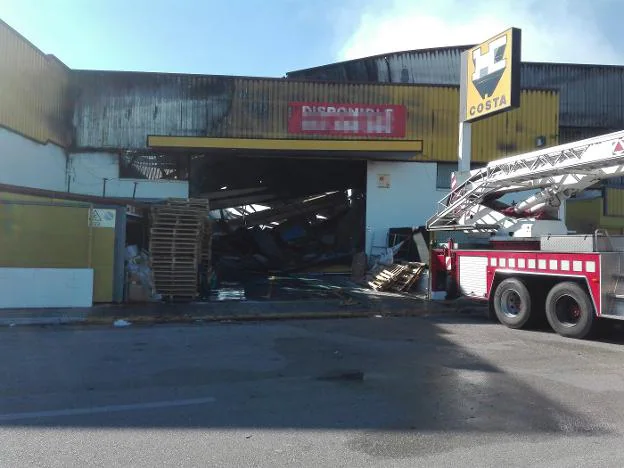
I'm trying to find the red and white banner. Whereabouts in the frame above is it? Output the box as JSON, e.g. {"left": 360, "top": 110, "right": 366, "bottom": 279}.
{"left": 287, "top": 102, "right": 407, "bottom": 137}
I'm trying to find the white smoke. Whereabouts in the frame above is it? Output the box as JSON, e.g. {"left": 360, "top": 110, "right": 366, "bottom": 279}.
{"left": 338, "top": 0, "right": 623, "bottom": 65}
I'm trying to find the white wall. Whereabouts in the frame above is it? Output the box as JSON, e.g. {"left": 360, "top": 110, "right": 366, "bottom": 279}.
{"left": 0, "top": 127, "right": 67, "bottom": 191}
{"left": 0, "top": 268, "right": 93, "bottom": 309}
{"left": 69, "top": 152, "right": 189, "bottom": 199}
{"left": 0, "top": 131, "right": 188, "bottom": 200}
{"left": 366, "top": 161, "right": 447, "bottom": 256}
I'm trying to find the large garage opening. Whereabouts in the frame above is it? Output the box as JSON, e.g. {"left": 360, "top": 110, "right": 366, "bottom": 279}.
{"left": 190, "top": 153, "right": 367, "bottom": 284}
{"left": 142, "top": 135, "right": 423, "bottom": 301}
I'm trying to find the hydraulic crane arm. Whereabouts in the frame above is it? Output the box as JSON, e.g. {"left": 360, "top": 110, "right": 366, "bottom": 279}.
{"left": 426, "top": 130, "right": 624, "bottom": 233}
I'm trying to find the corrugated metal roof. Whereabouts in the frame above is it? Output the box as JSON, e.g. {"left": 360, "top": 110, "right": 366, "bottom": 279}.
{"left": 288, "top": 47, "right": 624, "bottom": 130}
{"left": 287, "top": 46, "right": 467, "bottom": 84}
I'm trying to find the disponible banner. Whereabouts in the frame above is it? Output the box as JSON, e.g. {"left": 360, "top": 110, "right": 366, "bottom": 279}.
{"left": 288, "top": 102, "right": 407, "bottom": 137}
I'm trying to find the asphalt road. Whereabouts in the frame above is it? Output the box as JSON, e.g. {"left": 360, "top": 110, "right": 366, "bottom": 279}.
{"left": 3, "top": 313, "right": 624, "bottom": 467}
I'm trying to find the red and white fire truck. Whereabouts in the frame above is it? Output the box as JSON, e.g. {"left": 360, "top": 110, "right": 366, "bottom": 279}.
{"left": 427, "top": 130, "right": 624, "bottom": 339}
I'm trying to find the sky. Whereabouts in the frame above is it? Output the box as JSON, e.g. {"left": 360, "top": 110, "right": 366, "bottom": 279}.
{"left": 1, "top": 0, "right": 623, "bottom": 77}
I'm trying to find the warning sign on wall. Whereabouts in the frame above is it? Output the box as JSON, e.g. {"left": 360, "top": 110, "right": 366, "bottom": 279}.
{"left": 377, "top": 174, "right": 391, "bottom": 188}
{"left": 89, "top": 208, "right": 116, "bottom": 228}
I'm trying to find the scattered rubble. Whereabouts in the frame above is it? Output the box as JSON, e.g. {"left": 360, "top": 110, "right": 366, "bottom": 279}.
{"left": 125, "top": 191, "right": 429, "bottom": 304}
{"left": 126, "top": 246, "right": 159, "bottom": 302}
{"left": 212, "top": 191, "right": 363, "bottom": 275}
{"left": 367, "top": 262, "right": 427, "bottom": 293}
{"left": 113, "top": 319, "right": 132, "bottom": 328}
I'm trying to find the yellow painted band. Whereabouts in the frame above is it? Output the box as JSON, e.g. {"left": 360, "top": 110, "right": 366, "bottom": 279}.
{"left": 147, "top": 135, "right": 423, "bottom": 152}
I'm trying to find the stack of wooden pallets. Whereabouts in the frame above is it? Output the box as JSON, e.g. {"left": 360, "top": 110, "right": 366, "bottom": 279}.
{"left": 170, "top": 198, "right": 213, "bottom": 278}
{"left": 368, "top": 262, "right": 426, "bottom": 293}
{"left": 149, "top": 199, "right": 210, "bottom": 301}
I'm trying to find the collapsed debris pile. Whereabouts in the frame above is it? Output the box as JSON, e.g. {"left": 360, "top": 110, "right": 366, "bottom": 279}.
{"left": 367, "top": 262, "right": 426, "bottom": 293}
{"left": 212, "top": 191, "right": 365, "bottom": 275}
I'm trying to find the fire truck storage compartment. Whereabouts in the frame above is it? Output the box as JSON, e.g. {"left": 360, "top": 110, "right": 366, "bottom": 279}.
{"left": 458, "top": 256, "right": 488, "bottom": 298}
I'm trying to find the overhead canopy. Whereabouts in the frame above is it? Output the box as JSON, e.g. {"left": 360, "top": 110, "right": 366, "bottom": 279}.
{"left": 147, "top": 135, "right": 423, "bottom": 159}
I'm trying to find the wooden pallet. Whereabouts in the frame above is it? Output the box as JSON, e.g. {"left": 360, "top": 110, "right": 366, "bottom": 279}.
{"left": 368, "top": 264, "right": 408, "bottom": 291}
{"left": 368, "top": 262, "right": 426, "bottom": 292}
{"left": 149, "top": 201, "right": 205, "bottom": 300}
{"left": 393, "top": 263, "right": 426, "bottom": 292}
{"left": 146, "top": 198, "right": 214, "bottom": 301}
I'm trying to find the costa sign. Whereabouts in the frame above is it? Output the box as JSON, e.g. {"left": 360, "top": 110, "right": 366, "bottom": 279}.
{"left": 461, "top": 28, "right": 521, "bottom": 122}
{"left": 288, "top": 102, "right": 407, "bottom": 137}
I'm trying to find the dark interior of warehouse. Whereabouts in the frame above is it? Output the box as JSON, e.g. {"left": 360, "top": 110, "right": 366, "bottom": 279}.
{"left": 192, "top": 153, "right": 367, "bottom": 276}
{"left": 123, "top": 151, "right": 375, "bottom": 300}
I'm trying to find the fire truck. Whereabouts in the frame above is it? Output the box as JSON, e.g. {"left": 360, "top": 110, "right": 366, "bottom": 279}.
{"left": 426, "top": 130, "right": 624, "bottom": 339}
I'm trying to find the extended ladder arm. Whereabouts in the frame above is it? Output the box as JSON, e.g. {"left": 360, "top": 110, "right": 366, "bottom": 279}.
{"left": 427, "top": 130, "right": 624, "bottom": 232}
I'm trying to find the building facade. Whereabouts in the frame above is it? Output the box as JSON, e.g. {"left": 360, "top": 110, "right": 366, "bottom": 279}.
{"left": 1, "top": 19, "right": 623, "bottom": 306}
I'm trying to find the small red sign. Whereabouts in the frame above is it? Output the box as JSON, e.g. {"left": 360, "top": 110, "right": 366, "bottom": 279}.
{"left": 288, "top": 102, "right": 407, "bottom": 138}
{"left": 614, "top": 139, "right": 624, "bottom": 155}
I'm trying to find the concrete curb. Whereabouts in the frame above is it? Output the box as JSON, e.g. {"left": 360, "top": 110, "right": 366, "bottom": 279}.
{"left": 84, "top": 306, "right": 464, "bottom": 326}
{"left": 0, "top": 299, "right": 485, "bottom": 327}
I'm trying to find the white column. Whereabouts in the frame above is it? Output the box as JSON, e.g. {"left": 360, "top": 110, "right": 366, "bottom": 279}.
{"left": 458, "top": 121, "right": 472, "bottom": 174}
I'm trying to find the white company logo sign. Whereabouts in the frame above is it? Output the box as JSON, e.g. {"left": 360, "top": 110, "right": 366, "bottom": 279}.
{"left": 471, "top": 35, "right": 507, "bottom": 100}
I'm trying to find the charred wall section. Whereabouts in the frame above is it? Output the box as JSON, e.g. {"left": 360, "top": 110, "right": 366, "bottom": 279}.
{"left": 71, "top": 71, "right": 557, "bottom": 163}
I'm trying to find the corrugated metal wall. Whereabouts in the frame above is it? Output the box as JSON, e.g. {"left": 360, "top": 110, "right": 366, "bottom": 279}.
{"left": 0, "top": 20, "right": 71, "bottom": 146}
{"left": 72, "top": 71, "right": 557, "bottom": 162}
{"left": 471, "top": 90, "right": 559, "bottom": 161}
{"left": 0, "top": 202, "right": 92, "bottom": 268}
{"left": 566, "top": 198, "right": 601, "bottom": 234}
{"left": 521, "top": 63, "right": 624, "bottom": 130}
{"left": 288, "top": 47, "right": 624, "bottom": 132}
{"left": 0, "top": 191, "right": 119, "bottom": 302}
{"left": 605, "top": 188, "right": 624, "bottom": 217}
{"left": 567, "top": 192, "right": 624, "bottom": 234}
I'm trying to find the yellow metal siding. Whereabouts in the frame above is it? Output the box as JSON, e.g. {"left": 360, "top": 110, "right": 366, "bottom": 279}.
{"left": 0, "top": 204, "right": 91, "bottom": 268}
{"left": 224, "top": 80, "right": 559, "bottom": 163}
{"left": 606, "top": 188, "right": 624, "bottom": 217}
{"left": 91, "top": 227, "right": 115, "bottom": 303}
{"left": 471, "top": 90, "right": 560, "bottom": 162}
{"left": 566, "top": 198, "right": 601, "bottom": 234}
{"left": 147, "top": 136, "right": 423, "bottom": 152}
{"left": 566, "top": 195, "right": 624, "bottom": 234}
{"left": 0, "top": 20, "right": 70, "bottom": 146}
{"left": 73, "top": 70, "right": 558, "bottom": 160}
{"left": 0, "top": 191, "right": 116, "bottom": 302}
{"left": 226, "top": 78, "right": 443, "bottom": 142}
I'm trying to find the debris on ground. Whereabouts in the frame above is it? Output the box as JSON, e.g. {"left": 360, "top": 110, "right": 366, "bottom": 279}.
{"left": 367, "top": 262, "right": 427, "bottom": 293}
{"left": 125, "top": 192, "right": 433, "bottom": 305}
{"left": 113, "top": 319, "right": 132, "bottom": 328}
{"left": 212, "top": 191, "right": 364, "bottom": 276}
{"left": 126, "top": 245, "right": 160, "bottom": 302}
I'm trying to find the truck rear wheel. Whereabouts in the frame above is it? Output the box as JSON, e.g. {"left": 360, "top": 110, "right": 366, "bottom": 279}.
{"left": 545, "top": 282, "right": 595, "bottom": 339}
{"left": 493, "top": 278, "right": 532, "bottom": 329}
